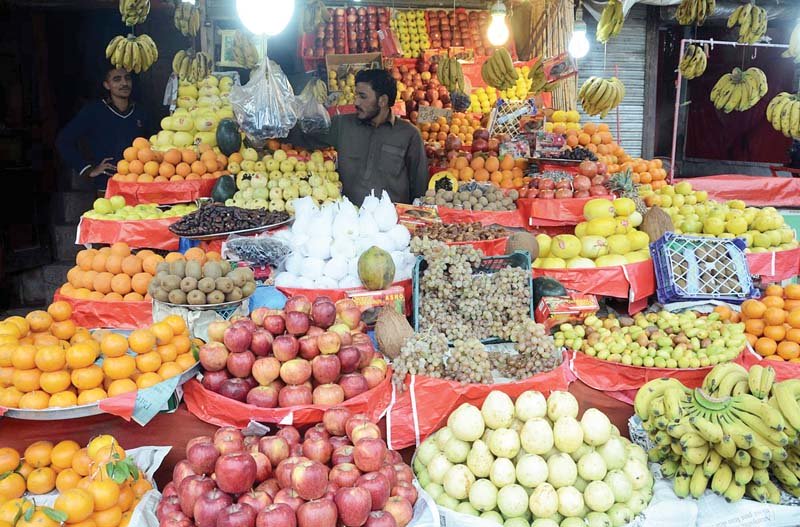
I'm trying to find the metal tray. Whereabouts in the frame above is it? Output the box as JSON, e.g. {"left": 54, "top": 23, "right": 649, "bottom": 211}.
{"left": 3, "top": 363, "right": 199, "bottom": 421}
{"left": 154, "top": 297, "right": 248, "bottom": 311}
{"left": 174, "top": 217, "right": 293, "bottom": 241}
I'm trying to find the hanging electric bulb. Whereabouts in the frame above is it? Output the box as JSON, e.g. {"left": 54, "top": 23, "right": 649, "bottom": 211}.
{"left": 487, "top": 0, "right": 510, "bottom": 46}
{"left": 568, "top": 1, "right": 590, "bottom": 58}
{"left": 236, "top": 0, "right": 295, "bottom": 36}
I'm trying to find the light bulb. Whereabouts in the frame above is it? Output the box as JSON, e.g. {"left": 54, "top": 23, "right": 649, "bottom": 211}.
{"left": 487, "top": 1, "right": 509, "bottom": 46}
{"left": 236, "top": 0, "right": 295, "bottom": 36}
{"left": 568, "top": 21, "right": 590, "bottom": 58}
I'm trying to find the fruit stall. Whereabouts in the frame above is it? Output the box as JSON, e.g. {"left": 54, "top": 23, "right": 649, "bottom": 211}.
{"left": 4, "top": 1, "right": 800, "bottom": 527}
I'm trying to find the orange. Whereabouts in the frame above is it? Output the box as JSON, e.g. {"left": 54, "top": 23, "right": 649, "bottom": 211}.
{"left": 67, "top": 342, "right": 99, "bottom": 369}
{"left": 80, "top": 270, "right": 98, "bottom": 290}
{"left": 109, "top": 242, "right": 130, "bottom": 258}
{"left": 150, "top": 322, "right": 173, "bottom": 345}
{"left": 91, "top": 505, "right": 122, "bottom": 527}
{"left": 12, "top": 368, "right": 41, "bottom": 392}
{"left": 89, "top": 444, "right": 125, "bottom": 467}
{"left": 107, "top": 379, "right": 137, "bottom": 397}
{"left": 120, "top": 255, "right": 142, "bottom": 276}
{"left": 16, "top": 509, "right": 60, "bottom": 527}
{"left": 26, "top": 311, "right": 53, "bottom": 333}
{"left": 135, "top": 351, "right": 162, "bottom": 373}
{"left": 763, "top": 307, "right": 786, "bottom": 326}
{"left": 127, "top": 160, "right": 143, "bottom": 175}
{"left": 785, "top": 299, "right": 800, "bottom": 312}
{"left": 24, "top": 440, "right": 53, "bottom": 468}
{"left": 0, "top": 472, "right": 25, "bottom": 500}
{"left": 175, "top": 162, "right": 191, "bottom": 177}
{"left": 91, "top": 272, "right": 113, "bottom": 294}
{"left": 32, "top": 334, "right": 59, "bottom": 347}
{"left": 175, "top": 352, "right": 196, "bottom": 371}
{"left": 100, "top": 333, "right": 128, "bottom": 358}
{"left": 47, "top": 301, "right": 73, "bottom": 322}
{"left": 164, "top": 252, "right": 184, "bottom": 263}
{"left": 158, "top": 362, "right": 183, "bottom": 379}
{"left": 117, "top": 483, "right": 135, "bottom": 511}
{"left": 755, "top": 337, "right": 777, "bottom": 356}
{"left": 85, "top": 437, "right": 120, "bottom": 463}
{"left": 55, "top": 467, "right": 82, "bottom": 492}
{"left": 103, "top": 293, "right": 124, "bottom": 302}
{"left": 765, "top": 284, "right": 784, "bottom": 297}
{"left": 0, "top": 447, "right": 20, "bottom": 473}
{"left": 11, "top": 344, "right": 37, "bottom": 369}
{"left": 91, "top": 253, "right": 108, "bottom": 273}
{"left": 6, "top": 316, "right": 29, "bottom": 336}
{"left": 87, "top": 480, "right": 120, "bottom": 511}
{"left": 132, "top": 137, "right": 149, "bottom": 150}
{"left": 50, "top": 319, "right": 76, "bottom": 341}
{"left": 111, "top": 274, "right": 132, "bottom": 295}
{"left": 786, "top": 309, "right": 800, "bottom": 329}
{"left": 0, "top": 387, "right": 24, "bottom": 408}
{"left": 116, "top": 160, "right": 129, "bottom": 175}
{"left": 18, "top": 390, "right": 50, "bottom": 409}
{"left": 156, "top": 343, "right": 178, "bottom": 362}
{"left": 71, "top": 449, "right": 92, "bottom": 477}
{"left": 181, "top": 149, "right": 197, "bottom": 164}
{"left": 54, "top": 487, "right": 95, "bottom": 523}
{"left": 764, "top": 324, "right": 787, "bottom": 342}
{"left": 713, "top": 305, "right": 732, "bottom": 321}
{"left": 34, "top": 345, "right": 66, "bottom": 372}
{"left": 163, "top": 314, "right": 187, "bottom": 336}
{"left": 71, "top": 365, "right": 104, "bottom": 390}
{"left": 26, "top": 466, "right": 57, "bottom": 494}
{"left": 163, "top": 149, "right": 182, "bottom": 165}
{"left": 141, "top": 254, "right": 163, "bottom": 275}
{"left": 131, "top": 478, "right": 152, "bottom": 497}
{"left": 104, "top": 255, "right": 123, "bottom": 275}
{"left": 130, "top": 273, "right": 151, "bottom": 296}
{"left": 745, "top": 318, "right": 766, "bottom": 337}
{"left": 741, "top": 299, "right": 766, "bottom": 320}
{"left": 40, "top": 371, "right": 72, "bottom": 394}
{"left": 76, "top": 249, "right": 97, "bottom": 271}
{"left": 785, "top": 283, "right": 800, "bottom": 300}
{"left": 87, "top": 291, "right": 105, "bottom": 301}
{"left": 122, "top": 147, "right": 138, "bottom": 162}
{"left": 786, "top": 327, "right": 800, "bottom": 343}
{"left": 190, "top": 160, "right": 207, "bottom": 175}
{"left": 762, "top": 295, "right": 785, "bottom": 310}
{"left": 136, "top": 372, "right": 162, "bottom": 389}
{"left": 49, "top": 390, "right": 78, "bottom": 408}
{"left": 50, "top": 440, "right": 80, "bottom": 470}
{"left": 777, "top": 341, "right": 800, "bottom": 360}
{"left": 77, "top": 388, "right": 107, "bottom": 405}
{"left": 143, "top": 161, "right": 159, "bottom": 177}
{"left": 102, "top": 355, "right": 136, "bottom": 380}
{"left": 0, "top": 498, "right": 33, "bottom": 524}
{"left": 127, "top": 329, "right": 155, "bottom": 355}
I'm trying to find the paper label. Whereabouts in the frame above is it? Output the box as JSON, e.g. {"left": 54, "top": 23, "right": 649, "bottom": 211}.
{"left": 417, "top": 106, "right": 453, "bottom": 124}
{"left": 133, "top": 375, "right": 181, "bottom": 426}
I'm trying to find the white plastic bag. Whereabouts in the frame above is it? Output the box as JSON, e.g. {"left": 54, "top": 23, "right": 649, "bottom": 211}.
{"left": 230, "top": 59, "right": 297, "bottom": 144}
{"left": 297, "top": 79, "right": 331, "bottom": 134}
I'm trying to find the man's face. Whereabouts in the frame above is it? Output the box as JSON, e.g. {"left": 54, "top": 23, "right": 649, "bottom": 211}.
{"left": 104, "top": 68, "right": 132, "bottom": 98}
{"left": 355, "top": 82, "right": 381, "bottom": 122}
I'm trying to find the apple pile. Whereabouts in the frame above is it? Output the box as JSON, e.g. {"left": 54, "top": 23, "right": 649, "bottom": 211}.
{"left": 157, "top": 408, "right": 418, "bottom": 527}
{"left": 520, "top": 161, "right": 610, "bottom": 199}
{"left": 344, "top": 6, "right": 389, "bottom": 54}
{"left": 427, "top": 9, "right": 493, "bottom": 56}
{"left": 390, "top": 60, "right": 450, "bottom": 121}
{"left": 198, "top": 295, "right": 388, "bottom": 408}
{"left": 307, "top": 8, "right": 346, "bottom": 58}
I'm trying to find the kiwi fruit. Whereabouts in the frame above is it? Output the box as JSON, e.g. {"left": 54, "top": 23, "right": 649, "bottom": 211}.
{"left": 202, "top": 262, "right": 223, "bottom": 280}
{"left": 147, "top": 279, "right": 160, "bottom": 296}
{"left": 169, "top": 260, "right": 186, "bottom": 279}
{"left": 180, "top": 276, "right": 198, "bottom": 293}
{"left": 226, "top": 287, "right": 243, "bottom": 302}
{"left": 228, "top": 269, "right": 247, "bottom": 288}
{"left": 187, "top": 290, "right": 207, "bottom": 305}
{"left": 215, "top": 277, "right": 234, "bottom": 294}
{"left": 161, "top": 275, "right": 181, "bottom": 292}
{"left": 238, "top": 267, "right": 255, "bottom": 282}
{"left": 168, "top": 289, "right": 188, "bottom": 304}
{"left": 241, "top": 281, "right": 256, "bottom": 297}
{"left": 155, "top": 271, "right": 170, "bottom": 287}
{"left": 155, "top": 262, "right": 170, "bottom": 274}
{"left": 185, "top": 260, "right": 202, "bottom": 280}
{"left": 153, "top": 287, "right": 170, "bottom": 302}
{"left": 207, "top": 290, "right": 225, "bottom": 304}
{"left": 197, "top": 277, "right": 216, "bottom": 294}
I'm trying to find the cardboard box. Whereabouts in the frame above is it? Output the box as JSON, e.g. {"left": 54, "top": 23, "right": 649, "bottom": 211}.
{"left": 535, "top": 293, "right": 599, "bottom": 331}
{"left": 347, "top": 285, "right": 407, "bottom": 325}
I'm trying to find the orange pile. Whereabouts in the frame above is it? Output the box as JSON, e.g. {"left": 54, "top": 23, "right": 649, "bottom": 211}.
{"left": 619, "top": 158, "right": 668, "bottom": 189}
{"left": 0, "top": 435, "right": 153, "bottom": 527}
{"left": 111, "top": 138, "right": 229, "bottom": 184}
{"left": 448, "top": 153, "right": 529, "bottom": 189}
{"left": 741, "top": 284, "right": 800, "bottom": 362}
{"left": 0, "top": 305, "right": 199, "bottom": 409}
{"left": 418, "top": 112, "right": 484, "bottom": 146}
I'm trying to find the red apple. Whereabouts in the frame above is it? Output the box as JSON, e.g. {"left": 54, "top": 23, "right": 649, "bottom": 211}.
{"left": 317, "top": 331, "right": 341, "bottom": 355}
{"left": 311, "top": 300, "right": 337, "bottom": 329}
{"left": 285, "top": 311, "right": 311, "bottom": 336}
{"left": 256, "top": 479, "right": 280, "bottom": 500}
{"left": 279, "top": 384, "right": 312, "bottom": 407}
{"left": 391, "top": 483, "right": 417, "bottom": 505}
{"left": 250, "top": 328, "right": 274, "bottom": 357}
{"left": 346, "top": 415, "right": 371, "bottom": 438}
{"left": 215, "top": 452, "right": 257, "bottom": 495}
{"left": 383, "top": 497, "right": 412, "bottom": 527}
{"left": 378, "top": 465, "right": 397, "bottom": 489}
{"left": 214, "top": 428, "right": 245, "bottom": 454}
{"left": 393, "top": 464, "right": 413, "bottom": 485}
{"left": 216, "top": 503, "right": 257, "bottom": 527}
{"left": 335, "top": 486, "right": 372, "bottom": 527}
{"left": 224, "top": 325, "right": 252, "bottom": 354}
{"left": 298, "top": 335, "right": 320, "bottom": 360}
{"left": 250, "top": 451, "right": 272, "bottom": 482}
{"left": 227, "top": 350, "right": 256, "bottom": 378}
{"left": 357, "top": 471, "right": 390, "bottom": 510}
{"left": 313, "top": 384, "right": 345, "bottom": 405}
{"left": 365, "top": 511, "right": 397, "bottom": 527}
{"left": 187, "top": 440, "right": 220, "bottom": 475}
{"left": 311, "top": 354, "right": 341, "bottom": 385}
{"left": 275, "top": 456, "right": 305, "bottom": 489}
{"left": 207, "top": 321, "right": 230, "bottom": 343}
{"left": 172, "top": 460, "right": 197, "bottom": 489}
{"left": 356, "top": 345, "right": 374, "bottom": 370}
{"left": 302, "top": 437, "right": 333, "bottom": 465}
{"left": 555, "top": 188, "right": 573, "bottom": 199}
{"left": 574, "top": 190, "right": 590, "bottom": 198}
{"left": 539, "top": 190, "right": 556, "bottom": 199}
{"left": 306, "top": 326, "right": 324, "bottom": 337}
{"left": 277, "top": 426, "right": 301, "bottom": 446}
{"left": 340, "top": 373, "right": 369, "bottom": 400}
{"left": 238, "top": 490, "right": 272, "bottom": 515}
{"left": 194, "top": 488, "right": 233, "bottom": 527}
{"left": 291, "top": 461, "right": 329, "bottom": 500}
{"left": 285, "top": 295, "right": 312, "bottom": 314}
{"left": 244, "top": 436, "right": 259, "bottom": 451}
{"left": 263, "top": 315, "right": 286, "bottom": 336}
{"left": 337, "top": 347, "right": 361, "bottom": 374}
{"left": 252, "top": 357, "right": 281, "bottom": 386}
{"left": 589, "top": 184, "right": 607, "bottom": 196}
{"left": 297, "top": 499, "right": 337, "bottom": 527}
{"left": 323, "top": 406, "right": 353, "bottom": 436}
{"left": 247, "top": 386, "right": 279, "bottom": 408}
{"left": 290, "top": 443, "right": 304, "bottom": 458}
{"left": 304, "top": 423, "right": 330, "bottom": 442}
{"left": 361, "top": 367, "right": 384, "bottom": 389}
{"left": 178, "top": 474, "right": 216, "bottom": 517}
{"left": 353, "top": 439, "right": 387, "bottom": 473}
{"left": 330, "top": 436, "right": 351, "bottom": 450}
{"left": 250, "top": 307, "right": 271, "bottom": 327}
{"left": 259, "top": 436, "right": 290, "bottom": 467}
{"left": 332, "top": 445, "right": 355, "bottom": 465}
{"left": 219, "top": 378, "right": 251, "bottom": 402}
{"left": 199, "top": 342, "right": 229, "bottom": 371}
{"left": 338, "top": 307, "right": 362, "bottom": 330}
{"left": 274, "top": 488, "right": 304, "bottom": 512}
{"left": 256, "top": 503, "right": 296, "bottom": 527}
{"left": 163, "top": 482, "right": 178, "bottom": 498}
{"left": 280, "top": 358, "right": 312, "bottom": 385}
{"left": 160, "top": 510, "right": 193, "bottom": 527}
{"left": 202, "top": 369, "right": 230, "bottom": 392}
{"left": 158, "top": 495, "right": 182, "bottom": 522}
{"left": 329, "top": 462, "right": 361, "bottom": 487}
{"left": 272, "top": 335, "right": 299, "bottom": 362}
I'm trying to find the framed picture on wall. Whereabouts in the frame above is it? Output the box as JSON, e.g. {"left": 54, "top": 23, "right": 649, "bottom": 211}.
{"left": 218, "top": 29, "right": 264, "bottom": 67}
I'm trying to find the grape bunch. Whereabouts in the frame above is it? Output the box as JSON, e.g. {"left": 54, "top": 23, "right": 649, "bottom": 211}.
{"left": 391, "top": 331, "right": 448, "bottom": 388}
{"left": 490, "top": 319, "right": 561, "bottom": 380}
{"left": 448, "top": 338, "right": 493, "bottom": 384}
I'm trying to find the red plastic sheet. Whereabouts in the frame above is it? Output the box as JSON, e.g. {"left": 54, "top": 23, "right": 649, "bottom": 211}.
{"left": 676, "top": 175, "right": 800, "bottom": 208}
{"left": 386, "top": 359, "right": 575, "bottom": 449}
{"left": 98, "top": 392, "right": 137, "bottom": 421}
{"left": 746, "top": 248, "right": 800, "bottom": 282}
{"left": 517, "top": 195, "right": 612, "bottom": 227}
{"left": 447, "top": 237, "right": 508, "bottom": 256}
{"left": 533, "top": 260, "right": 656, "bottom": 303}
{"left": 105, "top": 179, "right": 215, "bottom": 205}
{"left": 278, "top": 279, "right": 413, "bottom": 316}
{"left": 437, "top": 206, "right": 526, "bottom": 228}
{"left": 182, "top": 376, "right": 393, "bottom": 428}
{"left": 53, "top": 289, "right": 152, "bottom": 329}
{"left": 77, "top": 216, "right": 181, "bottom": 250}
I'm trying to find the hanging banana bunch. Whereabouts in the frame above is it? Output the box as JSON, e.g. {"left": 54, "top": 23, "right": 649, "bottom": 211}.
{"left": 783, "top": 20, "right": 800, "bottom": 62}
{"left": 766, "top": 92, "right": 800, "bottom": 138}
{"left": 579, "top": 76, "right": 626, "bottom": 117}
{"left": 596, "top": 0, "right": 624, "bottom": 44}
{"left": 709, "top": 67, "right": 768, "bottom": 113}
{"left": 106, "top": 34, "right": 159, "bottom": 73}
{"left": 528, "top": 59, "right": 547, "bottom": 94}
{"left": 301, "top": 0, "right": 332, "bottom": 34}
{"left": 174, "top": 2, "right": 201, "bottom": 37}
{"left": 675, "top": 0, "right": 716, "bottom": 26}
{"left": 480, "top": 48, "right": 518, "bottom": 90}
{"left": 679, "top": 44, "right": 707, "bottom": 79}
{"left": 172, "top": 50, "right": 212, "bottom": 83}
{"left": 119, "top": 0, "right": 150, "bottom": 26}
{"left": 232, "top": 31, "right": 260, "bottom": 70}
{"left": 728, "top": 3, "right": 768, "bottom": 44}
{"left": 300, "top": 78, "right": 329, "bottom": 105}
{"left": 439, "top": 57, "right": 466, "bottom": 93}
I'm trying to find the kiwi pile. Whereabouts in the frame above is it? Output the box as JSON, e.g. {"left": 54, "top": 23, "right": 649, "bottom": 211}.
{"left": 147, "top": 259, "right": 257, "bottom": 305}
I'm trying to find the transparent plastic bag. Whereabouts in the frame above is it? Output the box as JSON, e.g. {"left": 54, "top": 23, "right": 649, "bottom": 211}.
{"left": 297, "top": 89, "right": 331, "bottom": 134}
{"left": 230, "top": 59, "right": 297, "bottom": 144}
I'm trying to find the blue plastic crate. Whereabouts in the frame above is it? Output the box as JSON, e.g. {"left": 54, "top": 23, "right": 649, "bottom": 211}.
{"left": 650, "top": 232, "right": 757, "bottom": 304}
{"left": 412, "top": 250, "right": 534, "bottom": 344}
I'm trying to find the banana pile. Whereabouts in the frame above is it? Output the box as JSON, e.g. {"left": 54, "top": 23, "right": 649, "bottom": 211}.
{"left": 119, "top": 0, "right": 149, "bottom": 26}
{"left": 579, "top": 76, "right": 625, "bottom": 117}
{"left": 728, "top": 3, "right": 767, "bottom": 44}
{"left": 438, "top": 57, "right": 466, "bottom": 93}
{"left": 766, "top": 92, "right": 800, "bottom": 138}
{"left": 105, "top": 34, "right": 158, "bottom": 74}
{"left": 232, "top": 31, "right": 259, "bottom": 70}
{"left": 172, "top": 50, "right": 213, "bottom": 83}
{"left": 675, "top": 0, "right": 716, "bottom": 26}
{"left": 596, "top": 0, "right": 624, "bottom": 44}
{"left": 174, "top": 2, "right": 201, "bottom": 37}
{"left": 710, "top": 67, "right": 767, "bottom": 113}
{"left": 480, "top": 48, "right": 518, "bottom": 90}
{"left": 300, "top": 0, "right": 331, "bottom": 34}
{"left": 679, "top": 44, "right": 707, "bottom": 79}
{"left": 782, "top": 21, "right": 800, "bottom": 63}
{"left": 636, "top": 363, "right": 800, "bottom": 503}
{"left": 300, "top": 78, "right": 328, "bottom": 105}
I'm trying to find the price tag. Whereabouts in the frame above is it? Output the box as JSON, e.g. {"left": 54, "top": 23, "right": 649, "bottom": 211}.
{"left": 417, "top": 106, "right": 453, "bottom": 124}
{"left": 132, "top": 375, "right": 181, "bottom": 426}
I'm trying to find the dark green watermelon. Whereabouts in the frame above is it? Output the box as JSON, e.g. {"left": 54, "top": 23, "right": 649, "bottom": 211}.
{"left": 216, "top": 118, "right": 242, "bottom": 156}
{"left": 533, "top": 276, "right": 567, "bottom": 308}
{"left": 211, "top": 175, "right": 236, "bottom": 203}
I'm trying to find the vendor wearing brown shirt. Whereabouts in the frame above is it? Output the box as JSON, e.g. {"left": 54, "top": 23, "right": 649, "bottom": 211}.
{"left": 290, "top": 69, "right": 428, "bottom": 206}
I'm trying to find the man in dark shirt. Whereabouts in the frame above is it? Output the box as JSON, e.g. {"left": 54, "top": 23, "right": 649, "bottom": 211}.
{"left": 290, "top": 69, "right": 428, "bottom": 206}
{"left": 56, "top": 67, "right": 152, "bottom": 192}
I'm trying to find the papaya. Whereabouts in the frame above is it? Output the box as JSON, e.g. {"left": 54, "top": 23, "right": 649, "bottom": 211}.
{"left": 211, "top": 175, "right": 236, "bottom": 203}
{"left": 358, "top": 247, "right": 395, "bottom": 290}
{"left": 428, "top": 171, "right": 458, "bottom": 192}
{"left": 216, "top": 118, "right": 242, "bottom": 156}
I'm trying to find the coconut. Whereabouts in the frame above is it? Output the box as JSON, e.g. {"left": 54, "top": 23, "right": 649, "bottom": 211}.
{"left": 505, "top": 232, "right": 539, "bottom": 260}
{"left": 375, "top": 306, "right": 414, "bottom": 359}
{"left": 640, "top": 206, "right": 674, "bottom": 243}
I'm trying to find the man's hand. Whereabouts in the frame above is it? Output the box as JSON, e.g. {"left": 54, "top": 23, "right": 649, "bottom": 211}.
{"left": 87, "top": 158, "right": 115, "bottom": 178}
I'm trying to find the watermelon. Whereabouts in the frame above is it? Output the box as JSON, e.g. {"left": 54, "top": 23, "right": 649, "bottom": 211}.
{"left": 533, "top": 276, "right": 567, "bottom": 309}
{"left": 211, "top": 175, "right": 236, "bottom": 203}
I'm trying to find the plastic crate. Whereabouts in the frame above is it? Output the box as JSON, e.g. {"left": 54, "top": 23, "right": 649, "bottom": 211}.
{"left": 650, "top": 232, "right": 757, "bottom": 304}
{"left": 412, "top": 250, "right": 534, "bottom": 344}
